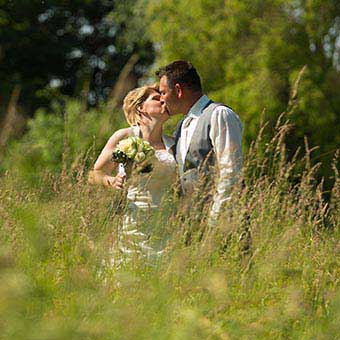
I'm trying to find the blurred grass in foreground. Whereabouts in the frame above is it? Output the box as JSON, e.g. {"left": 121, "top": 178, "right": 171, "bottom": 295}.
{"left": 0, "top": 121, "right": 339, "bottom": 340}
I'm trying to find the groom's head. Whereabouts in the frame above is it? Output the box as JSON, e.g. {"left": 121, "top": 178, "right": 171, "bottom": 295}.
{"left": 156, "top": 60, "right": 203, "bottom": 116}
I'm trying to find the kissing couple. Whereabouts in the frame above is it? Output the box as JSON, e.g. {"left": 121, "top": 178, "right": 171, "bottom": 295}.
{"left": 89, "top": 60, "right": 243, "bottom": 257}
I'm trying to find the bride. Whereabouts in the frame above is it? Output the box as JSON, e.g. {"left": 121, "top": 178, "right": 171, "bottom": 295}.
{"left": 89, "top": 84, "right": 176, "bottom": 260}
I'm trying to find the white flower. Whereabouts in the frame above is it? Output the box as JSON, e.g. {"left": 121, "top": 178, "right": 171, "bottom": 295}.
{"left": 135, "top": 152, "right": 146, "bottom": 163}
{"left": 117, "top": 138, "right": 137, "bottom": 159}
{"left": 113, "top": 136, "right": 155, "bottom": 172}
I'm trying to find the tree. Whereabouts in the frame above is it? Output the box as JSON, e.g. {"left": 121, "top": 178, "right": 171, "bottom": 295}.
{"left": 146, "top": 0, "right": 340, "bottom": 181}
{"left": 0, "top": 0, "right": 155, "bottom": 117}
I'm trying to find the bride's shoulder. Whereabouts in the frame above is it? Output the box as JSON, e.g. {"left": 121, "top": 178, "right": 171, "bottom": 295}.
{"left": 107, "top": 127, "right": 131, "bottom": 147}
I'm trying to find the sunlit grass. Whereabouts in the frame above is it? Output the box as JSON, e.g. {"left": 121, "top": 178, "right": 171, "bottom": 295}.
{"left": 1, "top": 67, "right": 339, "bottom": 338}
{"left": 0, "top": 122, "right": 339, "bottom": 339}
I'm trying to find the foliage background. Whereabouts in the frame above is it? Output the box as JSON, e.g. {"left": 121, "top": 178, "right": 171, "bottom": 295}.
{"left": 146, "top": 0, "right": 340, "bottom": 181}
{"left": 1, "top": 0, "right": 339, "bottom": 185}
{"left": 0, "top": 1, "right": 340, "bottom": 339}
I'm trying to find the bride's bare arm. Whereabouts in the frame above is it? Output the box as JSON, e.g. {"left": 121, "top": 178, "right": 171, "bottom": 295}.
{"left": 88, "top": 128, "right": 130, "bottom": 189}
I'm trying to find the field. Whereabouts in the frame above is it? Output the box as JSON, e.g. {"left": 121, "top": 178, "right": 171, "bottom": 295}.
{"left": 1, "top": 1, "right": 340, "bottom": 338}
{"left": 1, "top": 114, "right": 339, "bottom": 340}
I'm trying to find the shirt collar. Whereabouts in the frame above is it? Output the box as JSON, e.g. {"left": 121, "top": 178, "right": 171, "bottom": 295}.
{"left": 187, "top": 95, "right": 210, "bottom": 118}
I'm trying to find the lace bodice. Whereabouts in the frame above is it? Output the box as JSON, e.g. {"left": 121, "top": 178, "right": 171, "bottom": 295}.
{"left": 126, "top": 126, "right": 176, "bottom": 208}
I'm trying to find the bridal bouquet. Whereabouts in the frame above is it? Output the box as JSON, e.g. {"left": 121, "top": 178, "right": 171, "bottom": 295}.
{"left": 112, "top": 136, "right": 155, "bottom": 174}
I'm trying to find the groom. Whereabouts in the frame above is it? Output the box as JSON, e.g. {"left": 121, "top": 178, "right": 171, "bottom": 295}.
{"left": 156, "top": 60, "right": 243, "bottom": 222}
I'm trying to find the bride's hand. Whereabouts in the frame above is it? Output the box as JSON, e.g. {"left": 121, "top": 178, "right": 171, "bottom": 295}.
{"left": 105, "top": 174, "right": 125, "bottom": 189}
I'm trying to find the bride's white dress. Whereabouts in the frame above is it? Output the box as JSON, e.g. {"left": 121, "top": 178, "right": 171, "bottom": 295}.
{"left": 113, "top": 126, "right": 176, "bottom": 261}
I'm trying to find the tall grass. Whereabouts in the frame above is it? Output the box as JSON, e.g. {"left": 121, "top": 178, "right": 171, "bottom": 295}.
{"left": 0, "top": 81, "right": 339, "bottom": 339}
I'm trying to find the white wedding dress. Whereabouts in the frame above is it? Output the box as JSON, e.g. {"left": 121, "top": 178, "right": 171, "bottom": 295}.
{"left": 112, "top": 126, "right": 176, "bottom": 263}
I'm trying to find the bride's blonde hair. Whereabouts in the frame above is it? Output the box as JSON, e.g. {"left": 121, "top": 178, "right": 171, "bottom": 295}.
{"left": 123, "top": 84, "right": 159, "bottom": 126}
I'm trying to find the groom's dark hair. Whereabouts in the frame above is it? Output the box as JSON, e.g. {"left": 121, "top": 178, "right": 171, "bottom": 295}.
{"left": 156, "top": 60, "right": 202, "bottom": 92}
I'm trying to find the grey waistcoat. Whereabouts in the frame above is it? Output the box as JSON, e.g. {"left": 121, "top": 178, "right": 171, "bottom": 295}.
{"left": 173, "top": 101, "right": 230, "bottom": 173}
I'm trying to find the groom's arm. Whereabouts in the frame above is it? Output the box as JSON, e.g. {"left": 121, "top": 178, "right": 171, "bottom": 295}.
{"left": 209, "top": 106, "right": 243, "bottom": 221}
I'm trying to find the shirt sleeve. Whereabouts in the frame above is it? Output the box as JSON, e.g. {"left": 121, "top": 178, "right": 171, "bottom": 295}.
{"left": 209, "top": 106, "right": 243, "bottom": 221}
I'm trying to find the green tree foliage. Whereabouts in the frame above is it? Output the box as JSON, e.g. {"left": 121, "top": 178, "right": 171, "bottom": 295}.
{"left": 0, "top": 0, "right": 154, "bottom": 116}
{"left": 2, "top": 98, "right": 126, "bottom": 185}
{"left": 146, "top": 0, "right": 340, "bottom": 180}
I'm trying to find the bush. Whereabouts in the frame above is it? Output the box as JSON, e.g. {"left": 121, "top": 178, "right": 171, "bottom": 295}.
{"left": 2, "top": 98, "right": 126, "bottom": 186}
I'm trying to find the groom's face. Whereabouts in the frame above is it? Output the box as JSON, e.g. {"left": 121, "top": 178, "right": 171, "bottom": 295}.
{"left": 159, "top": 76, "right": 181, "bottom": 116}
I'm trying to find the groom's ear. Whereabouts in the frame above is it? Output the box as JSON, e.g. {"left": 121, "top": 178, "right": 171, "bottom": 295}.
{"left": 175, "top": 83, "right": 183, "bottom": 98}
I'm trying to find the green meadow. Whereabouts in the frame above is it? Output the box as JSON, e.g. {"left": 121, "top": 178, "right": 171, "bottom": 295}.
{"left": 1, "top": 95, "right": 339, "bottom": 339}
{"left": 1, "top": 1, "right": 339, "bottom": 338}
